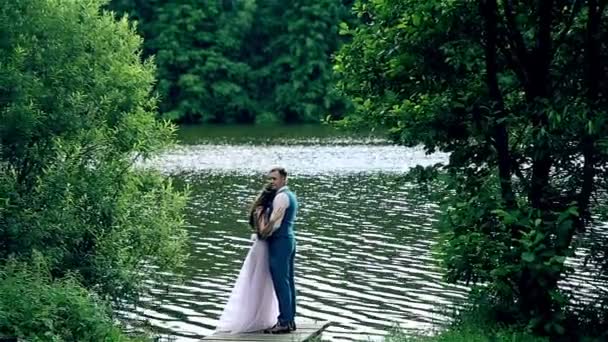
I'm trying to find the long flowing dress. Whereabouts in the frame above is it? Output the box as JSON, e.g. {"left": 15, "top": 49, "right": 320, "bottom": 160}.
{"left": 214, "top": 207, "right": 278, "bottom": 334}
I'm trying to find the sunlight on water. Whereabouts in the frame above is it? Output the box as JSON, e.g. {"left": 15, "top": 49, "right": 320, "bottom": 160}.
{"left": 140, "top": 143, "right": 448, "bottom": 176}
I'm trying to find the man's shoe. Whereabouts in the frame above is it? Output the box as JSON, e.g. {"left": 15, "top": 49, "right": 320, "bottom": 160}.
{"left": 289, "top": 321, "right": 297, "bottom": 331}
{"left": 263, "top": 323, "right": 292, "bottom": 334}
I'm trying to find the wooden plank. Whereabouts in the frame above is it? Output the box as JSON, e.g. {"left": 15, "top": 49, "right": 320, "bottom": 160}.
{"left": 203, "top": 321, "right": 331, "bottom": 342}
{"left": 205, "top": 330, "right": 318, "bottom": 341}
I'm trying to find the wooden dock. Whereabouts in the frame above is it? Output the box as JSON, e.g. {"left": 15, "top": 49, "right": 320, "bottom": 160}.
{"left": 202, "top": 320, "right": 331, "bottom": 342}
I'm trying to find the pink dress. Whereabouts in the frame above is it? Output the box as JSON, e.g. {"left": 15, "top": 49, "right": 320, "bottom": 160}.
{"left": 214, "top": 208, "right": 278, "bottom": 333}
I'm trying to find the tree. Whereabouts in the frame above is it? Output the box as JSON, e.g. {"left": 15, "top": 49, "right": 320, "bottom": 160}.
{"left": 109, "top": 0, "right": 257, "bottom": 123}
{"left": 250, "top": 0, "right": 347, "bottom": 123}
{"left": 0, "top": 0, "right": 188, "bottom": 303}
{"left": 108, "top": 0, "right": 352, "bottom": 124}
{"left": 335, "top": 0, "right": 608, "bottom": 336}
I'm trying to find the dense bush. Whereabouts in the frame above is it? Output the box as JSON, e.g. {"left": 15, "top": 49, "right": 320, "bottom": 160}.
{"left": 0, "top": 260, "right": 146, "bottom": 342}
{"left": 0, "top": 0, "right": 188, "bottom": 302}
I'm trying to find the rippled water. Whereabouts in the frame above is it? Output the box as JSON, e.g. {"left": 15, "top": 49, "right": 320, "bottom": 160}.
{"left": 127, "top": 126, "right": 468, "bottom": 341}
{"left": 127, "top": 125, "right": 605, "bottom": 341}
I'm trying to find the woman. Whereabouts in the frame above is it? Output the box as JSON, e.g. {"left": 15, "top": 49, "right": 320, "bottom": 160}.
{"left": 214, "top": 184, "right": 279, "bottom": 334}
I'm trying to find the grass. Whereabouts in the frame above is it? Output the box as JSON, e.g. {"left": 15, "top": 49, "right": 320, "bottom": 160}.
{"left": 384, "top": 324, "right": 547, "bottom": 342}
{"left": 381, "top": 303, "right": 548, "bottom": 342}
{"left": 380, "top": 303, "right": 607, "bottom": 342}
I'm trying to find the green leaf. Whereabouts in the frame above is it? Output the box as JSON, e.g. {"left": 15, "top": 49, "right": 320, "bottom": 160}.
{"left": 412, "top": 14, "right": 421, "bottom": 26}
{"left": 522, "top": 252, "right": 535, "bottom": 263}
{"left": 533, "top": 232, "right": 545, "bottom": 245}
{"left": 553, "top": 255, "right": 567, "bottom": 264}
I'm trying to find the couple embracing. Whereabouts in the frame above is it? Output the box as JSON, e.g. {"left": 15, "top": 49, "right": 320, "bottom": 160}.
{"left": 215, "top": 167, "right": 298, "bottom": 335}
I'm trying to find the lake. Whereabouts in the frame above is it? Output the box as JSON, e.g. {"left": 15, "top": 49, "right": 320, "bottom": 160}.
{"left": 128, "top": 125, "right": 602, "bottom": 341}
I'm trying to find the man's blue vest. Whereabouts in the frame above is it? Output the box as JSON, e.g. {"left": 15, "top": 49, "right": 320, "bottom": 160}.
{"left": 270, "top": 188, "right": 297, "bottom": 239}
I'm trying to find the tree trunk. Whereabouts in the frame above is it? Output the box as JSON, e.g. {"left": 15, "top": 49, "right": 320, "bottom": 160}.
{"left": 480, "top": 0, "right": 515, "bottom": 208}
{"left": 528, "top": 0, "right": 554, "bottom": 211}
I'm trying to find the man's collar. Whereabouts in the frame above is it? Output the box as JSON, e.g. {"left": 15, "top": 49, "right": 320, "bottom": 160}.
{"left": 277, "top": 186, "right": 288, "bottom": 193}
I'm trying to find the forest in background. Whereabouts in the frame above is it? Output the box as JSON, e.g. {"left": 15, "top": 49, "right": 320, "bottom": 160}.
{"left": 108, "top": 0, "right": 355, "bottom": 124}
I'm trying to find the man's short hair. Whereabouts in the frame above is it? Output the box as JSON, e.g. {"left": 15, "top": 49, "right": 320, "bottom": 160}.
{"left": 270, "top": 167, "right": 287, "bottom": 178}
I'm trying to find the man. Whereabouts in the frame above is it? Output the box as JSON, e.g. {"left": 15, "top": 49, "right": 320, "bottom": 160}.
{"left": 260, "top": 167, "right": 298, "bottom": 334}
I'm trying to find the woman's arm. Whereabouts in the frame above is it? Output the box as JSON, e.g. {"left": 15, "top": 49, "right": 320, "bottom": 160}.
{"left": 260, "top": 193, "right": 289, "bottom": 237}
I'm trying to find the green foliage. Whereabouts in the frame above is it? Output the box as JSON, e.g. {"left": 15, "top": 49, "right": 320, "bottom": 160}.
{"left": 0, "top": 258, "right": 145, "bottom": 342}
{"left": 148, "top": 0, "right": 255, "bottom": 123}
{"left": 387, "top": 325, "right": 545, "bottom": 342}
{"left": 385, "top": 299, "right": 602, "bottom": 342}
{"left": 107, "top": 0, "right": 352, "bottom": 124}
{"left": 336, "top": 0, "right": 608, "bottom": 336}
{"left": 0, "top": 0, "right": 188, "bottom": 303}
{"left": 385, "top": 306, "right": 548, "bottom": 342}
{"left": 253, "top": 0, "right": 347, "bottom": 123}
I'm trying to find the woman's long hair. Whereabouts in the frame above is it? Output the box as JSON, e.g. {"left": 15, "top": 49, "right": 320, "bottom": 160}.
{"left": 248, "top": 184, "right": 277, "bottom": 229}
